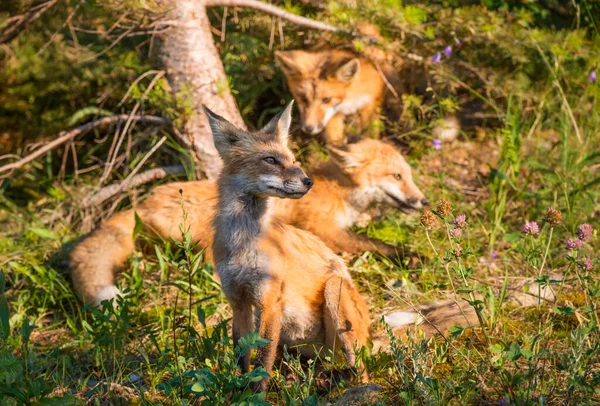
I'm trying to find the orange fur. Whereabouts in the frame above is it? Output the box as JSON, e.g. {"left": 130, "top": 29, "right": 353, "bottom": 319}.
{"left": 275, "top": 49, "right": 385, "bottom": 144}
{"left": 205, "top": 102, "right": 371, "bottom": 391}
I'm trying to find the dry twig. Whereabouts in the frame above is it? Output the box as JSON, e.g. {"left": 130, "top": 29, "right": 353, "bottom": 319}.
{"left": 83, "top": 164, "right": 186, "bottom": 207}
{"left": 205, "top": 0, "right": 342, "bottom": 34}
{"left": 0, "top": 115, "right": 170, "bottom": 176}
{"left": 0, "top": 0, "right": 58, "bottom": 44}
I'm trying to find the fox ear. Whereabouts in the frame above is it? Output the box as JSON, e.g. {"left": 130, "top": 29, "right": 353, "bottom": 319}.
{"left": 263, "top": 100, "right": 294, "bottom": 145}
{"left": 328, "top": 144, "right": 362, "bottom": 168}
{"left": 336, "top": 58, "right": 360, "bottom": 82}
{"left": 202, "top": 105, "right": 244, "bottom": 157}
{"left": 275, "top": 51, "right": 306, "bottom": 78}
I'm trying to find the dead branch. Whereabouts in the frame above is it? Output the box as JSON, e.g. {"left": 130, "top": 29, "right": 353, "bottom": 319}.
{"left": 0, "top": 115, "right": 170, "bottom": 175}
{"left": 0, "top": 0, "right": 59, "bottom": 44}
{"left": 83, "top": 165, "right": 186, "bottom": 207}
{"left": 205, "top": 0, "right": 343, "bottom": 34}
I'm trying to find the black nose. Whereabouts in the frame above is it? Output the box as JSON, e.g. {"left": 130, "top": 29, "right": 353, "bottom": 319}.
{"left": 303, "top": 125, "right": 314, "bottom": 133}
{"left": 421, "top": 198, "right": 430, "bottom": 207}
{"left": 303, "top": 177, "right": 313, "bottom": 188}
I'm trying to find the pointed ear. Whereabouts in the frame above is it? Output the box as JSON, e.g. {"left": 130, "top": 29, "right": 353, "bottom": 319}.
{"left": 275, "top": 51, "right": 306, "bottom": 78}
{"left": 328, "top": 144, "right": 362, "bottom": 169}
{"left": 262, "top": 101, "right": 294, "bottom": 145}
{"left": 202, "top": 105, "right": 244, "bottom": 157}
{"left": 335, "top": 58, "right": 360, "bottom": 82}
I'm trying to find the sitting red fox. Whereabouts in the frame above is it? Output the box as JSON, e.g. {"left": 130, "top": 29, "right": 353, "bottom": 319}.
{"left": 70, "top": 138, "right": 427, "bottom": 306}
{"left": 204, "top": 101, "right": 371, "bottom": 391}
{"left": 275, "top": 49, "right": 385, "bottom": 144}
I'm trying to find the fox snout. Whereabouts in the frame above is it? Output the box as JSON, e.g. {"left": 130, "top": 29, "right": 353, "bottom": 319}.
{"left": 281, "top": 166, "right": 313, "bottom": 198}
{"left": 407, "top": 196, "right": 429, "bottom": 209}
{"left": 302, "top": 123, "right": 323, "bottom": 135}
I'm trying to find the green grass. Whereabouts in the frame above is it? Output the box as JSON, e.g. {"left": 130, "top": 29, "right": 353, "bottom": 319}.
{"left": 1, "top": 1, "right": 600, "bottom": 404}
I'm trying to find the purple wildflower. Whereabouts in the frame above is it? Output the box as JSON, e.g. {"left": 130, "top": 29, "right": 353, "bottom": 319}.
{"left": 454, "top": 38, "right": 461, "bottom": 46}
{"left": 433, "top": 139, "right": 442, "bottom": 150}
{"left": 449, "top": 227, "right": 462, "bottom": 240}
{"left": 577, "top": 223, "right": 593, "bottom": 241}
{"left": 432, "top": 53, "right": 441, "bottom": 63}
{"left": 566, "top": 238, "right": 582, "bottom": 250}
{"left": 453, "top": 214, "right": 467, "bottom": 229}
{"left": 491, "top": 251, "right": 498, "bottom": 259}
{"left": 443, "top": 46, "right": 453, "bottom": 57}
{"left": 589, "top": 71, "right": 597, "bottom": 83}
{"left": 523, "top": 221, "right": 540, "bottom": 235}
{"left": 578, "top": 257, "right": 594, "bottom": 272}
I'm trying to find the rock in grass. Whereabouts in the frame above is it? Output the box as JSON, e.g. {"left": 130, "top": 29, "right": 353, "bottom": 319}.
{"left": 333, "top": 384, "right": 383, "bottom": 406}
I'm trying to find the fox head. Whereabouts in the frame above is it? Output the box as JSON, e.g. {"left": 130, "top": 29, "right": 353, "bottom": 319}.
{"left": 275, "top": 50, "right": 360, "bottom": 135}
{"left": 328, "top": 139, "right": 428, "bottom": 213}
{"left": 203, "top": 101, "right": 313, "bottom": 199}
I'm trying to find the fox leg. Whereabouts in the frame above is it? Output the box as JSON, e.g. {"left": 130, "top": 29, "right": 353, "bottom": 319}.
{"left": 252, "top": 281, "right": 285, "bottom": 392}
{"left": 324, "top": 114, "right": 347, "bottom": 145}
{"left": 232, "top": 304, "right": 255, "bottom": 373}
{"left": 323, "top": 276, "right": 371, "bottom": 381}
{"left": 320, "top": 229, "right": 400, "bottom": 259}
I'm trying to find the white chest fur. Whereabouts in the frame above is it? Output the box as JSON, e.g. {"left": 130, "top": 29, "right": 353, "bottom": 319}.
{"left": 336, "top": 94, "right": 373, "bottom": 115}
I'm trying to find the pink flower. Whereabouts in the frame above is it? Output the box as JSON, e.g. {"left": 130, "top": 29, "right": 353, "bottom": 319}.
{"left": 449, "top": 227, "right": 462, "bottom": 239}
{"left": 577, "top": 223, "right": 593, "bottom": 241}
{"left": 589, "top": 71, "right": 597, "bottom": 83}
{"left": 523, "top": 221, "right": 540, "bottom": 235}
{"left": 453, "top": 214, "right": 467, "bottom": 229}
{"left": 443, "top": 46, "right": 453, "bottom": 57}
{"left": 566, "top": 238, "right": 582, "bottom": 250}
{"left": 433, "top": 139, "right": 442, "bottom": 150}
{"left": 578, "top": 257, "right": 593, "bottom": 272}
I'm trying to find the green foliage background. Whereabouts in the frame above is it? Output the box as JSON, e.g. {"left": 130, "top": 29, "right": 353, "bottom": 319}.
{"left": 0, "top": 0, "right": 599, "bottom": 404}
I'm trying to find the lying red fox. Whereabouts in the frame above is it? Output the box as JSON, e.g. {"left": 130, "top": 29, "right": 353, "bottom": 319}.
{"left": 70, "top": 138, "right": 427, "bottom": 306}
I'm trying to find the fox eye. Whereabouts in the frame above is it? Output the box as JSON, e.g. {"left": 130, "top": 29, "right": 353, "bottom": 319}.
{"left": 322, "top": 97, "right": 331, "bottom": 104}
{"left": 264, "top": 157, "right": 278, "bottom": 165}
{"left": 393, "top": 173, "right": 402, "bottom": 181}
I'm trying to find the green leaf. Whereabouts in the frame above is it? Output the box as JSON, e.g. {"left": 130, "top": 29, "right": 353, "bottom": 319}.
{"left": 28, "top": 228, "right": 57, "bottom": 240}
{"left": 521, "top": 349, "right": 534, "bottom": 359}
{"left": 448, "top": 325, "right": 464, "bottom": 338}
{"left": 0, "top": 270, "right": 5, "bottom": 293}
{"left": 190, "top": 381, "right": 205, "bottom": 393}
{"left": 67, "top": 107, "right": 114, "bottom": 127}
{"left": 0, "top": 295, "right": 10, "bottom": 340}
{"left": 133, "top": 212, "right": 144, "bottom": 239}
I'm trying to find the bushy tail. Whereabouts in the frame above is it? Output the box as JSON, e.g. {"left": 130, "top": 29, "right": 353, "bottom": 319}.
{"left": 372, "top": 300, "right": 478, "bottom": 352}
{"left": 69, "top": 210, "right": 136, "bottom": 306}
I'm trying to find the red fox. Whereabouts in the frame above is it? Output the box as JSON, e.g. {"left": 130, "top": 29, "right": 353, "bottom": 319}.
{"left": 70, "top": 138, "right": 427, "bottom": 306}
{"left": 275, "top": 49, "right": 385, "bottom": 144}
{"left": 205, "top": 101, "right": 372, "bottom": 391}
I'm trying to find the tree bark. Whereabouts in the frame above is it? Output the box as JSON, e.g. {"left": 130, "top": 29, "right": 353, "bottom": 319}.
{"left": 160, "top": 0, "right": 245, "bottom": 179}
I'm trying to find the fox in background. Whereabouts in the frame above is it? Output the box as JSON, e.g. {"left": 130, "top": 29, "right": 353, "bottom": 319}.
{"left": 275, "top": 49, "right": 386, "bottom": 145}
{"left": 275, "top": 44, "right": 461, "bottom": 145}
{"left": 70, "top": 137, "right": 428, "bottom": 307}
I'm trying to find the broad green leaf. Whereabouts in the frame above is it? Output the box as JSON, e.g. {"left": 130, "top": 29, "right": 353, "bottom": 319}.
{"left": 28, "top": 228, "right": 57, "bottom": 240}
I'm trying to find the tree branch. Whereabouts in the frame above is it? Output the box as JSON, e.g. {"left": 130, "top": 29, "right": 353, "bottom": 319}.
{"left": 0, "top": 0, "right": 59, "bottom": 44}
{"left": 83, "top": 165, "right": 186, "bottom": 207}
{"left": 0, "top": 115, "right": 170, "bottom": 175}
{"left": 205, "top": 0, "right": 343, "bottom": 34}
